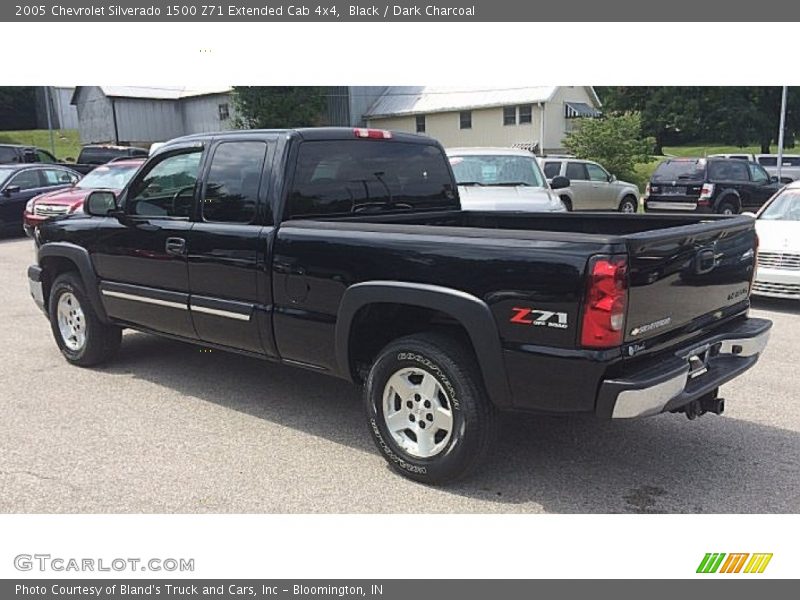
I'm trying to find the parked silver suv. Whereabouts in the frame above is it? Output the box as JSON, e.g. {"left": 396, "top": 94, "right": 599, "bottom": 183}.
{"left": 538, "top": 157, "right": 640, "bottom": 212}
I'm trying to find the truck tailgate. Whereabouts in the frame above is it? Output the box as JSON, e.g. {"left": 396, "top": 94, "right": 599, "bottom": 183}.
{"left": 623, "top": 217, "right": 756, "bottom": 346}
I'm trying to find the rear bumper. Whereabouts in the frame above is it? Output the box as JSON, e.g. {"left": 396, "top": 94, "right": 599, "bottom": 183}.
{"left": 27, "top": 265, "right": 46, "bottom": 315}
{"left": 595, "top": 317, "right": 772, "bottom": 418}
{"left": 644, "top": 199, "right": 712, "bottom": 213}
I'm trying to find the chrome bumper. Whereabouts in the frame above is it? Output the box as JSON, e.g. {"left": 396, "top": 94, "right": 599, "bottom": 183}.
{"left": 596, "top": 318, "right": 772, "bottom": 419}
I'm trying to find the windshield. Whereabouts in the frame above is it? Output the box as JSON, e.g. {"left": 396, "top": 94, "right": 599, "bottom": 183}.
{"left": 448, "top": 154, "right": 546, "bottom": 187}
{"left": 652, "top": 159, "right": 706, "bottom": 182}
{"left": 0, "top": 167, "right": 15, "bottom": 187}
{"left": 761, "top": 189, "right": 800, "bottom": 221}
{"left": 76, "top": 164, "right": 140, "bottom": 189}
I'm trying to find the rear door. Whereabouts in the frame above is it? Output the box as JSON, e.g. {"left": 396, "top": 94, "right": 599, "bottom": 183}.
{"left": 186, "top": 137, "right": 277, "bottom": 356}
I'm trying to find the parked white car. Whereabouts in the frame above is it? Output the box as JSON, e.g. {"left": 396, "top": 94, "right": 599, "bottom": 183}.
{"left": 538, "top": 157, "right": 640, "bottom": 212}
{"left": 710, "top": 153, "right": 800, "bottom": 183}
{"left": 446, "top": 148, "right": 567, "bottom": 212}
{"left": 750, "top": 181, "right": 800, "bottom": 299}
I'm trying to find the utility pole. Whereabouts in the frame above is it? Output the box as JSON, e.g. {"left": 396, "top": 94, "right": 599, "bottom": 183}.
{"left": 44, "top": 86, "right": 56, "bottom": 156}
{"left": 777, "top": 86, "right": 788, "bottom": 181}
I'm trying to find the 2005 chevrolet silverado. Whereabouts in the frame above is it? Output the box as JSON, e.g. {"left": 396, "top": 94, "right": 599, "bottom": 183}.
{"left": 27, "top": 128, "right": 772, "bottom": 483}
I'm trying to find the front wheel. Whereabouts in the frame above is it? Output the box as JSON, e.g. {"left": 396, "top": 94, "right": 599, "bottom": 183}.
{"left": 364, "top": 333, "right": 496, "bottom": 484}
{"left": 49, "top": 272, "right": 121, "bottom": 367}
{"left": 618, "top": 196, "right": 638, "bottom": 213}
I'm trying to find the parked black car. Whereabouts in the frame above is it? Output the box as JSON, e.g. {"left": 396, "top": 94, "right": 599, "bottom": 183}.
{"left": 27, "top": 128, "right": 771, "bottom": 484}
{"left": 77, "top": 144, "right": 149, "bottom": 165}
{"left": 0, "top": 164, "right": 81, "bottom": 233}
{"left": 0, "top": 143, "right": 58, "bottom": 165}
{"left": 0, "top": 143, "right": 95, "bottom": 175}
{"left": 644, "top": 157, "right": 783, "bottom": 215}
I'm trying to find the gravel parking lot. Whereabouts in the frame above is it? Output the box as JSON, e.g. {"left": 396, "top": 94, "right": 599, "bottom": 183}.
{"left": 1, "top": 234, "right": 798, "bottom": 513}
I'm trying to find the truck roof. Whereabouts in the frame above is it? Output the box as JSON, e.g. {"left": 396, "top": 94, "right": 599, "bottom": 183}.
{"left": 160, "top": 127, "right": 437, "bottom": 148}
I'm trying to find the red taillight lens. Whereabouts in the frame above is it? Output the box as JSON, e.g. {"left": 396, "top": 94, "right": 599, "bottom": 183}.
{"left": 581, "top": 255, "right": 628, "bottom": 348}
{"left": 354, "top": 128, "right": 392, "bottom": 139}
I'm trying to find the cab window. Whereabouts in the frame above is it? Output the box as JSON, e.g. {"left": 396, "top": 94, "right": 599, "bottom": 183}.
{"left": 126, "top": 150, "right": 203, "bottom": 218}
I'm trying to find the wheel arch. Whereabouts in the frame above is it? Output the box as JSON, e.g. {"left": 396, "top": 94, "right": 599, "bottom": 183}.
{"left": 714, "top": 190, "right": 742, "bottom": 212}
{"left": 335, "top": 281, "right": 513, "bottom": 409}
{"left": 38, "top": 242, "right": 109, "bottom": 323}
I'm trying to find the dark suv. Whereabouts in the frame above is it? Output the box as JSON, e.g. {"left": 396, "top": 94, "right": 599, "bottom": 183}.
{"left": 644, "top": 157, "right": 783, "bottom": 215}
{"left": 77, "top": 144, "right": 149, "bottom": 165}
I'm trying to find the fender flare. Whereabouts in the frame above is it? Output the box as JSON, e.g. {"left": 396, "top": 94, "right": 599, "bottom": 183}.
{"left": 38, "top": 242, "right": 110, "bottom": 322}
{"left": 335, "top": 281, "right": 513, "bottom": 408}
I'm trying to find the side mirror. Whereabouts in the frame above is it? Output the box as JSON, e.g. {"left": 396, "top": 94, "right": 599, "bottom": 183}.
{"left": 741, "top": 212, "right": 757, "bottom": 218}
{"left": 550, "top": 176, "right": 570, "bottom": 190}
{"left": 608, "top": 174, "right": 617, "bottom": 183}
{"left": 2, "top": 185, "right": 21, "bottom": 197}
{"left": 85, "top": 190, "right": 119, "bottom": 216}
{"left": 65, "top": 157, "right": 76, "bottom": 163}
{"left": 770, "top": 176, "right": 779, "bottom": 184}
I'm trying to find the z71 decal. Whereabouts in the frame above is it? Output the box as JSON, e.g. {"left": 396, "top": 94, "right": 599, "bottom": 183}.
{"left": 510, "top": 307, "right": 568, "bottom": 329}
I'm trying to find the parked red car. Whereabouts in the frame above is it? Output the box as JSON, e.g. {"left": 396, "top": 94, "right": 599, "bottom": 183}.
{"left": 23, "top": 158, "right": 145, "bottom": 236}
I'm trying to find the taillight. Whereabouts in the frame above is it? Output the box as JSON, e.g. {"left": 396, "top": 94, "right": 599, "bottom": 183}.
{"left": 354, "top": 128, "right": 392, "bottom": 139}
{"left": 581, "top": 255, "right": 628, "bottom": 349}
{"left": 698, "top": 183, "right": 715, "bottom": 207}
{"left": 644, "top": 183, "right": 651, "bottom": 198}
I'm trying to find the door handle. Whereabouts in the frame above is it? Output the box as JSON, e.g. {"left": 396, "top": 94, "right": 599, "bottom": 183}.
{"left": 165, "top": 237, "right": 187, "bottom": 257}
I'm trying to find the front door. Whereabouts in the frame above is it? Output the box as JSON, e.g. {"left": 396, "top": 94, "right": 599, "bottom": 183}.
{"left": 565, "top": 161, "right": 592, "bottom": 209}
{"left": 92, "top": 146, "right": 204, "bottom": 339}
{"left": 187, "top": 138, "right": 276, "bottom": 355}
{"left": 585, "top": 162, "right": 615, "bottom": 209}
{"left": 747, "top": 162, "right": 780, "bottom": 210}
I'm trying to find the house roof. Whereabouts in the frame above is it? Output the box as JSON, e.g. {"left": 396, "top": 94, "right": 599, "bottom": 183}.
{"left": 365, "top": 86, "right": 600, "bottom": 118}
{"left": 71, "top": 86, "right": 232, "bottom": 104}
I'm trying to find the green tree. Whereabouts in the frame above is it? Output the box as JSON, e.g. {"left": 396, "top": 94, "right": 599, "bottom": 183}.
{"left": 0, "top": 86, "right": 37, "bottom": 130}
{"left": 597, "top": 86, "right": 800, "bottom": 154}
{"left": 232, "top": 87, "right": 328, "bottom": 129}
{"left": 563, "top": 112, "right": 653, "bottom": 182}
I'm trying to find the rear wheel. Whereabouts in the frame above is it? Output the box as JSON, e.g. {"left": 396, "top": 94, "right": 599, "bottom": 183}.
{"left": 618, "top": 195, "right": 638, "bottom": 213}
{"left": 364, "top": 332, "right": 496, "bottom": 484}
{"left": 717, "top": 199, "right": 739, "bottom": 215}
{"left": 49, "top": 272, "right": 121, "bottom": 367}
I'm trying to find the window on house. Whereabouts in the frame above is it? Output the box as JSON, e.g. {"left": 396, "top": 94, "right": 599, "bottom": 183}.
{"left": 416, "top": 115, "right": 426, "bottom": 133}
{"left": 519, "top": 105, "right": 532, "bottom": 124}
{"left": 459, "top": 111, "right": 472, "bottom": 130}
{"left": 218, "top": 103, "right": 230, "bottom": 121}
{"left": 503, "top": 106, "right": 517, "bottom": 126}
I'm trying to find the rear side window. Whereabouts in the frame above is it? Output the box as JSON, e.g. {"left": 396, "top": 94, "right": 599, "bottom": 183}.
{"left": 543, "top": 162, "right": 561, "bottom": 178}
{"left": 287, "top": 140, "right": 457, "bottom": 218}
{"left": 651, "top": 160, "right": 706, "bottom": 182}
{"left": 202, "top": 141, "right": 266, "bottom": 224}
{"left": 566, "top": 162, "right": 588, "bottom": 180}
{"left": 708, "top": 160, "right": 748, "bottom": 181}
{"left": 41, "top": 169, "right": 78, "bottom": 185}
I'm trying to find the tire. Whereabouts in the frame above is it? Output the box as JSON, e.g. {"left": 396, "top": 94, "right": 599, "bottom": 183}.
{"left": 717, "top": 198, "right": 739, "bottom": 215}
{"left": 560, "top": 196, "right": 573, "bottom": 211}
{"left": 48, "top": 272, "right": 121, "bottom": 367}
{"left": 618, "top": 195, "right": 638, "bottom": 214}
{"left": 364, "top": 332, "right": 497, "bottom": 484}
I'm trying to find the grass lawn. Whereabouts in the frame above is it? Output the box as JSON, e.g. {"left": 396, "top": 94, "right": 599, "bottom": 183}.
{"left": 0, "top": 129, "right": 81, "bottom": 160}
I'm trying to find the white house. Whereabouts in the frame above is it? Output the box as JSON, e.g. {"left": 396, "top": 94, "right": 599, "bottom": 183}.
{"left": 71, "top": 86, "right": 236, "bottom": 147}
{"left": 365, "top": 86, "right": 601, "bottom": 153}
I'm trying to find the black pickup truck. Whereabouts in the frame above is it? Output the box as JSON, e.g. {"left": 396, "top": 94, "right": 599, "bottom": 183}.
{"left": 27, "top": 128, "right": 772, "bottom": 483}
